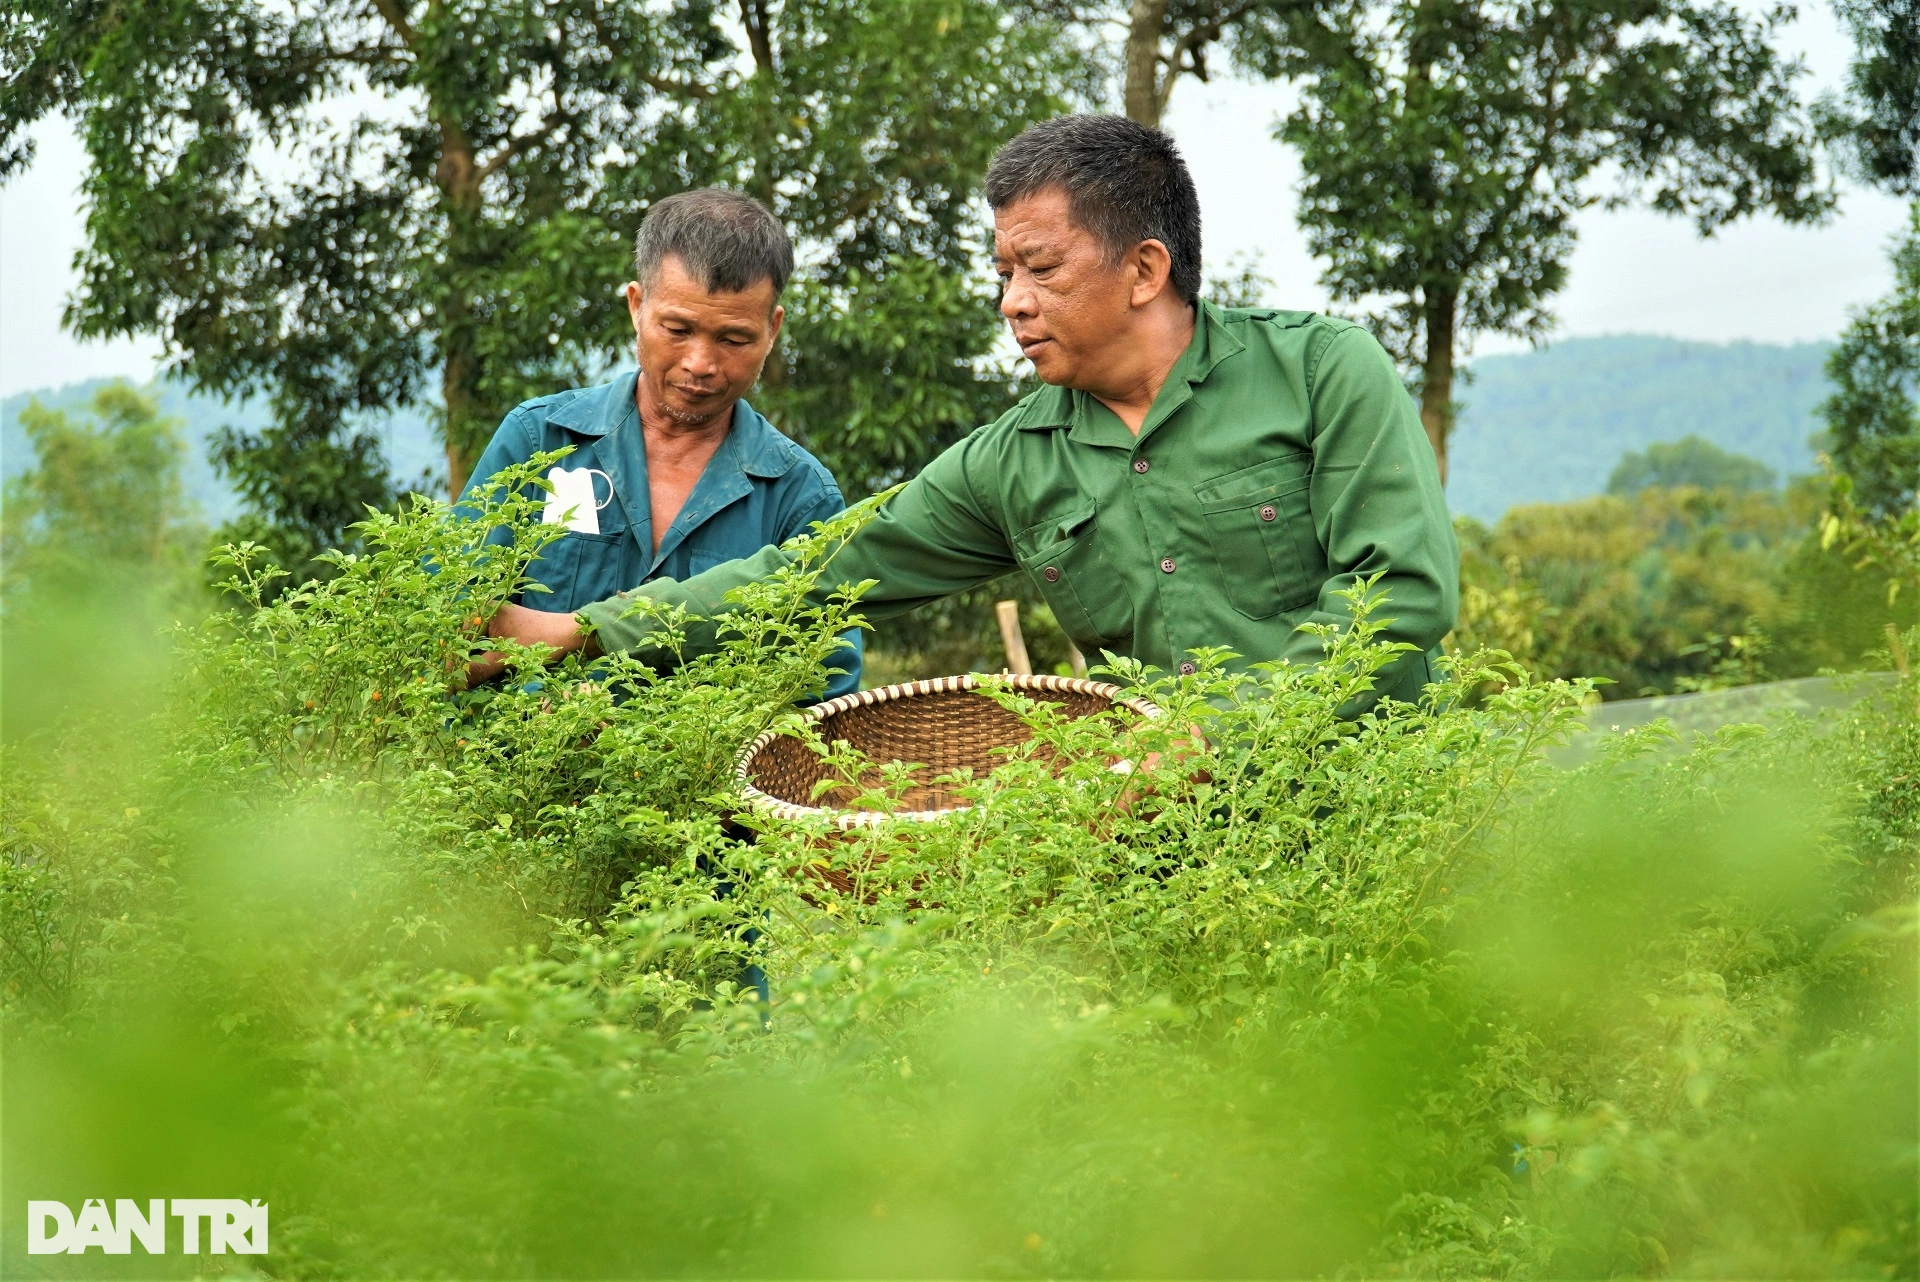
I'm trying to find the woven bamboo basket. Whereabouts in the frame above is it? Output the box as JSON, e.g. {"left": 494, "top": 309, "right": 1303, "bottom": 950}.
{"left": 735, "top": 673, "right": 1162, "bottom": 830}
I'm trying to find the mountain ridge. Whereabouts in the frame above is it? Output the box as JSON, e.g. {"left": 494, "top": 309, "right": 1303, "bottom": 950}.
{"left": 1447, "top": 334, "right": 1832, "bottom": 522}
{"left": 5, "top": 334, "right": 1837, "bottom": 526}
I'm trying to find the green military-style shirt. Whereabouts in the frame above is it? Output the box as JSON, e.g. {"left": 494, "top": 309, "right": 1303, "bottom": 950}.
{"left": 581, "top": 303, "right": 1459, "bottom": 705}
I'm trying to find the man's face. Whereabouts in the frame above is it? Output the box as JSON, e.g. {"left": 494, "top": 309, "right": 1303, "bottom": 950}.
{"left": 993, "top": 187, "right": 1137, "bottom": 388}
{"left": 627, "top": 255, "right": 784, "bottom": 428}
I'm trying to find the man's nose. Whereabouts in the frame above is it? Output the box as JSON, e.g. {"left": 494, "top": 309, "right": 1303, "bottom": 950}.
{"left": 681, "top": 339, "right": 722, "bottom": 377}
{"left": 999, "top": 271, "right": 1036, "bottom": 321}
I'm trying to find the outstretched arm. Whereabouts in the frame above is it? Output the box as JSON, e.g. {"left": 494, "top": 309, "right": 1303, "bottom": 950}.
{"left": 478, "top": 431, "right": 1018, "bottom": 678}
{"left": 463, "top": 604, "right": 600, "bottom": 687}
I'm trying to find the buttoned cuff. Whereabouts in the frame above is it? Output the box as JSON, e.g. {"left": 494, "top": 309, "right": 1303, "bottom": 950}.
{"left": 578, "top": 582, "right": 687, "bottom": 660}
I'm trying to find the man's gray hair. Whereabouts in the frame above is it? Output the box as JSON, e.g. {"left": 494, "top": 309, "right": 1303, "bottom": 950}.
{"left": 633, "top": 188, "right": 794, "bottom": 298}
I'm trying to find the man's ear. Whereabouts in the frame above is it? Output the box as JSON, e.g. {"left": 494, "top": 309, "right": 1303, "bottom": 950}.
{"left": 1129, "top": 239, "right": 1174, "bottom": 309}
{"left": 768, "top": 303, "right": 785, "bottom": 345}
{"left": 625, "top": 280, "right": 645, "bottom": 332}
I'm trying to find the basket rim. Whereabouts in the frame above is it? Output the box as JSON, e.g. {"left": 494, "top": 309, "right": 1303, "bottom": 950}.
{"left": 734, "top": 672, "right": 1163, "bottom": 830}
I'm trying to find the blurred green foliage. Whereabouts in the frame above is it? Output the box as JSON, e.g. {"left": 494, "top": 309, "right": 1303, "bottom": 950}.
{"left": 1819, "top": 0, "right": 1920, "bottom": 194}
{"left": 0, "top": 385, "right": 208, "bottom": 734}
{"left": 1, "top": 385, "right": 201, "bottom": 592}
{"left": 1453, "top": 476, "right": 1913, "bottom": 699}
{"left": 2, "top": 481, "right": 1914, "bottom": 1277}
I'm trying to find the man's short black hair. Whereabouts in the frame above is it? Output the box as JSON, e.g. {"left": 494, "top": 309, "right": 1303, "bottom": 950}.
{"left": 985, "top": 114, "right": 1202, "bottom": 303}
{"left": 634, "top": 188, "right": 794, "bottom": 298}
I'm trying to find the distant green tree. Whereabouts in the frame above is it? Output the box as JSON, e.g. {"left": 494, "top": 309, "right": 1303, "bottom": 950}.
{"left": 0, "top": 0, "right": 710, "bottom": 561}
{"left": 1817, "top": 1, "right": 1920, "bottom": 523}
{"left": 1819, "top": 0, "right": 1920, "bottom": 194}
{"left": 1606, "top": 435, "right": 1777, "bottom": 496}
{"left": 1, "top": 383, "right": 202, "bottom": 599}
{"left": 1240, "top": 0, "right": 1831, "bottom": 483}
{"left": 1452, "top": 481, "right": 1822, "bottom": 697}
{"left": 205, "top": 417, "right": 399, "bottom": 588}
{"left": 0, "top": 0, "right": 1071, "bottom": 575}
{"left": 0, "top": 385, "right": 208, "bottom": 734}
{"left": 1203, "top": 251, "right": 1278, "bottom": 309}
{"left": 1823, "top": 207, "right": 1920, "bottom": 520}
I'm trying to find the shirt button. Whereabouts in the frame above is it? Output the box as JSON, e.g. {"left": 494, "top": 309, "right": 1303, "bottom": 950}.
{"left": 1259, "top": 504, "right": 1277, "bottom": 521}
{"left": 1178, "top": 661, "right": 1197, "bottom": 676}
{"left": 1159, "top": 557, "right": 1176, "bottom": 574}
{"left": 1133, "top": 458, "right": 1150, "bottom": 474}
{"left": 1043, "top": 566, "right": 1060, "bottom": 582}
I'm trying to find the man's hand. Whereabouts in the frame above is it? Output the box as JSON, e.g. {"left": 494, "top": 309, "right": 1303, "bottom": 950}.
{"left": 1112, "top": 735, "right": 1211, "bottom": 819}
{"left": 463, "top": 603, "right": 598, "bottom": 687}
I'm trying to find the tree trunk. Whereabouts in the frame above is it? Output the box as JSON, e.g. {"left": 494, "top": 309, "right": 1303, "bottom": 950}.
{"left": 738, "top": 0, "right": 784, "bottom": 392}
{"left": 435, "top": 110, "right": 484, "bottom": 499}
{"left": 1418, "top": 287, "right": 1456, "bottom": 486}
{"left": 740, "top": 0, "right": 775, "bottom": 77}
{"left": 371, "top": 0, "right": 486, "bottom": 499}
{"left": 740, "top": 0, "right": 777, "bottom": 207}
{"left": 443, "top": 347, "right": 479, "bottom": 499}
{"left": 1124, "top": 0, "right": 1172, "bottom": 127}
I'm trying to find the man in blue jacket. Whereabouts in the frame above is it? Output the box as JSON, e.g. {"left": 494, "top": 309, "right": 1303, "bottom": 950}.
{"left": 459, "top": 187, "right": 861, "bottom": 697}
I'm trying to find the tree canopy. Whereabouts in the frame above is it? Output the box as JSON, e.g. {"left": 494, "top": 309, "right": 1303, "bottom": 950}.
{"left": 1820, "top": 0, "right": 1920, "bottom": 194}
{"left": 1817, "top": 2, "right": 1920, "bottom": 520}
{"left": 1824, "top": 207, "right": 1920, "bottom": 520}
{"left": 1243, "top": 0, "right": 1831, "bottom": 483}
{"left": 726, "top": 2, "right": 1073, "bottom": 497}
{"left": 1, "top": 0, "right": 1071, "bottom": 572}
{"left": 2, "top": 384, "right": 188, "bottom": 570}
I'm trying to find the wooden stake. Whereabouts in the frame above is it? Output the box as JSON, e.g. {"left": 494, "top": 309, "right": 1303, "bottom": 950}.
{"left": 995, "top": 599, "right": 1033, "bottom": 675}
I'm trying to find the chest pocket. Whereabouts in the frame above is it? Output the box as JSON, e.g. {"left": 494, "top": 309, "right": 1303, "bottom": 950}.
{"left": 522, "top": 531, "right": 634, "bottom": 613}
{"left": 520, "top": 457, "right": 641, "bottom": 612}
{"left": 1012, "top": 504, "right": 1133, "bottom": 647}
{"left": 1196, "top": 453, "right": 1322, "bottom": 619}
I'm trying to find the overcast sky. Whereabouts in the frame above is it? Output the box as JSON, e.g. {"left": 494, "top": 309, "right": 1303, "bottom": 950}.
{"left": 1, "top": 2, "right": 1908, "bottom": 399}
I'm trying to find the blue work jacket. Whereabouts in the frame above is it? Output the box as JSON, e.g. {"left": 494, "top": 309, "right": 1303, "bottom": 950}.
{"left": 459, "top": 370, "right": 862, "bottom": 699}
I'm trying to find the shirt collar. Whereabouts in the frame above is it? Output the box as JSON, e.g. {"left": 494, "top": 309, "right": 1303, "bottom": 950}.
{"left": 547, "top": 369, "right": 639, "bottom": 437}
{"left": 1182, "top": 299, "right": 1248, "bottom": 384}
{"left": 728, "top": 399, "right": 798, "bottom": 478}
{"left": 541, "top": 372, "right": 792, "bottom": 478}
{"left": 1005, "top": 384, "right": 1075, "bottom": 432}
{"left": 1009, "top": 301, "right": 1246, "bottom": 441}
{"left": 642, "top": 399, "right": 792, "bottom": 573}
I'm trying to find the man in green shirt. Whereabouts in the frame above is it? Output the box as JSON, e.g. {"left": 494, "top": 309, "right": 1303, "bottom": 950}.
{"left": 482, "top": 114, "right": 1457, "bottom": 705}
